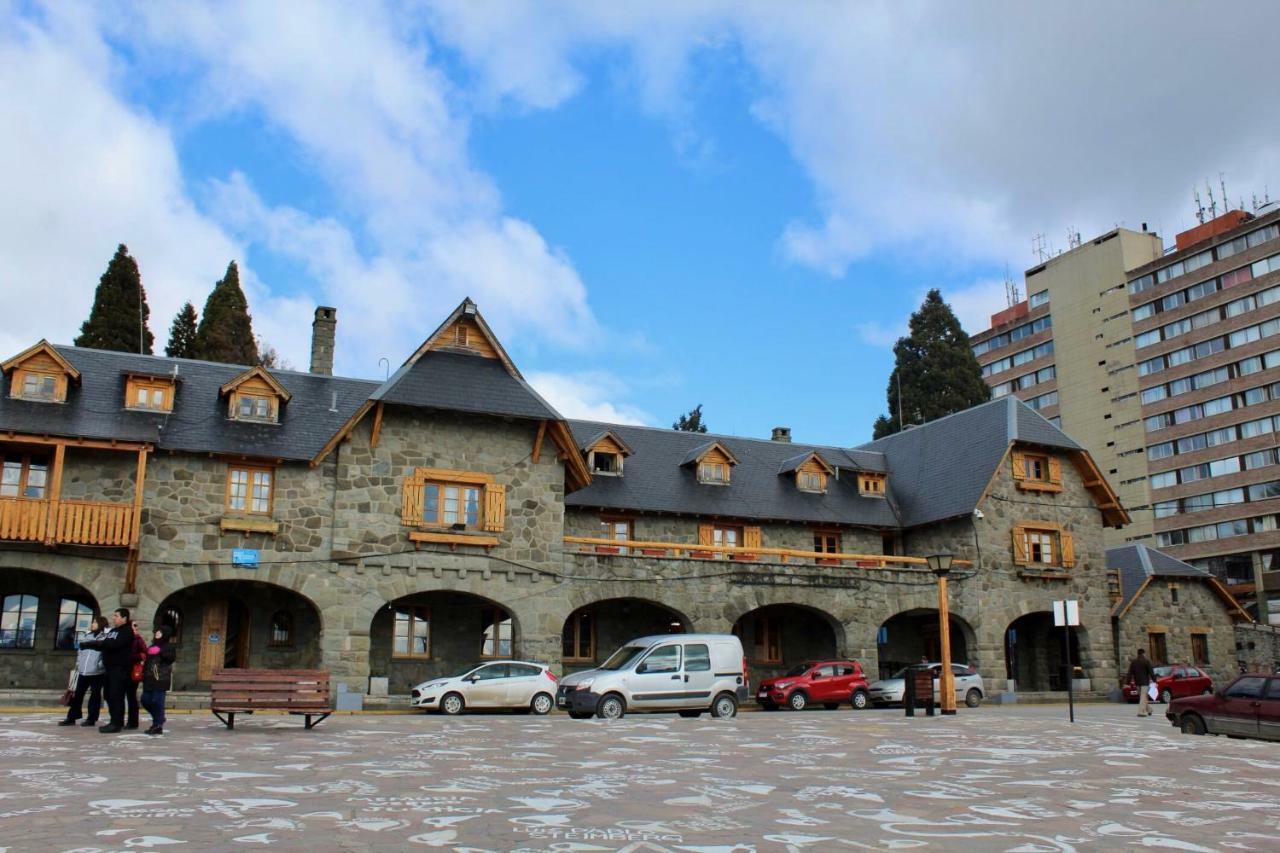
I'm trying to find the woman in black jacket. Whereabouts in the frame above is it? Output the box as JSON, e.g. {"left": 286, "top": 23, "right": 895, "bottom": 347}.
{"left": 140, "top": 625, "right": 177, "bottom": 735}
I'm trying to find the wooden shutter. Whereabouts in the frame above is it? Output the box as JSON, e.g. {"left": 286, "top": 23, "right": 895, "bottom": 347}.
{"left": 1011, "top": 451, "right": 1026, "bottom": 481}
{"left": 744, "top": 526, "right": 762, "bottom": 550}
{"left": 483, "top": 484, "right": 506, "bottom": 532}
{"left": 1059, "top": 530, "right": 1075, "bottom": 568}
{"left": 402, "top": 472, "right": 425, "bottom": 525}
{"left": 698, "top": 523, "right": 714, "bottom": 546}
{"left": 1011, "top": 525, "right": 1028, "bottom": 566}
{"left": 1047, "top": 456, "right": 1063, "bottom": 486}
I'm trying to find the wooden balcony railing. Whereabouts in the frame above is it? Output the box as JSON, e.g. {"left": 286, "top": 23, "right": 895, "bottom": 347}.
{"left": 565, "top": 536, "right": 972, "bottom": 569}
{"left": 0, "top": 498, "right": 135, "bottom": 547}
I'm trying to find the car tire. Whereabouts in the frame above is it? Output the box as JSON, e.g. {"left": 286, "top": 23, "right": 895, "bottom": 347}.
{"left": 788, "top": 691, "right": 808, "bottom": 712}
{"left": 851, "top": 689, "right": 870, "bottom": 710}
{"left": 711, "top": 693, "right": 738, "bottom": 719}
{"left": 1180, "top": 714, "right": 1206, "bottom": 736}
{"left": 1160, "top": 689, "right": 1172, "bottom": 704}
{"left": 965, "top": 688, "right": 982, "bottom": 708}
{"left": 440, "top": 693, "right": 464, "bottom": 716}
{"left": 678, "top": 710, "right": 702, "bottom": 718}
{"left": 530, "top": 693, "right": 553, "bottom": 715}
{"left": 596, "top": 694, "right": 625, "bottom": 720}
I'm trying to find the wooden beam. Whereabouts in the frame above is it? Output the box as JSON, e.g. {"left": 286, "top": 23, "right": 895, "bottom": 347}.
{"left": 129, "top": 449, "right": 148, "bottom": 550}
{"left": 370, "top": 402, "right": 385, "bottom": 450}
{"left": 408, "top": 530, "right": 500, "bottom": 548}
{"left": 43, "top": 442, "right": 66, "bottom": 546}
{"left": 531, "top": 420, "right": 547, "bottom": 464}
{"left": 310, "top": 399, "right": 373, "bottom": 467}
{"left": 1, "top": 432, "right": 149, "bottom": 452}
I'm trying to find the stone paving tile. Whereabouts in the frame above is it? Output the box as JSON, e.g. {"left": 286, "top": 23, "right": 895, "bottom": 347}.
{"left": 0, "top": 704, "right": 1277, "bottom": 851}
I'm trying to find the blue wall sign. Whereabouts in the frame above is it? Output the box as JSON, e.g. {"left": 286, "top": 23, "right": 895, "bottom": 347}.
{"left": 232, "top": 549, "right": 259, "bottom": 568}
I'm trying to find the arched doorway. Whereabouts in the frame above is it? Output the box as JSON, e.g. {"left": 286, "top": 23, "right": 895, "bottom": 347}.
{"left": 371, "top": 591, "right": 520, "bottom": 694}
{"left": 0, "top": 568, "right": 100, "bottom": 688}
{"left": 732, "top": 604, "right": 840, "bottom": 682}
{"left": 561, "top": 598, "right": 688, "bottom": 673}
{"left": 877, "top": 609, "right": 976, "bottom": 680}
{"left": 1004, "top": 612, "right": 1080, "bottom": 692}
{"left": 155, "top": 581, "right": 321, "bottom": 690}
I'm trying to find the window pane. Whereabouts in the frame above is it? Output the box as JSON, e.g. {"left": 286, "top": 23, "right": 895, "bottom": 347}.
{"left": 0, "top": 594, "right": 38, "bottom": 649}
{"left": 442, "top": 486, "right": 460, "bottom": 524}
{"left": 228, "top": 469, "right": 248, "bottom": 511}
{"left": 464, "top": 487, "right": 480, "bottom": 527}
{"left": 685, "top": 643, "right": 711, "bottom": 672}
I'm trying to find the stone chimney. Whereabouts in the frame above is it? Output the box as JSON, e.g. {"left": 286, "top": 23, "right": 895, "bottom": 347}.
{"left": 770, "top": 426, "right": 791, "bottom": 443}
{"left": 310, "top": 306, "right": 337, "bottom": 376}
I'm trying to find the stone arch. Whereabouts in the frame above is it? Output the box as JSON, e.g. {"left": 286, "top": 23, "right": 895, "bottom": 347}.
{"left": 1002, "top": 610, "right": 1089, "bottom": 693}
{"left": 559, "top": 596, "right": 691, "bottom": 673}
{"left": 0, "top": 554, "right": 119, "bottom": 616}
{"left": 875, "top": 608, "right": 978, "bottom": 680}
{"left": 0, "top": 566, "right": 103, "bottom": 688}
{"left": 730, "top": 602, "right": 845, "bottom": 681}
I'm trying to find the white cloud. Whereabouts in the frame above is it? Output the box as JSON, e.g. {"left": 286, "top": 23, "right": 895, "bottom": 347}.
{"left": 943, "top": 280, "right": 1009, "bottom": 338}
{"left": 854, "top": 321, "right": 905, "bottom": 349}
{"left": 526, "top": 370, "right": 653, "bottom": 425}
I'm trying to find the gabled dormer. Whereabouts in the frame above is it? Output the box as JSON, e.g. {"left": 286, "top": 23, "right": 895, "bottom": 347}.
{"left": 583, "top": 429, "right": 633, "bottom": 476}
{"left": 778, "top": 451, "right": 835, "bottom": 493}
{"left": 682, "top": 440, "right": 739, "bottom": 485}
{"left": 221, "top": 365, "right": 291, "bottom": 424}
{"left": 857, "top": 472, "right": 887, "bottom": 497}
{"left": 2, "top": 341, "right": 79, "bottom": 403}
{"left": 125, "top": 372, "right": 177, "bottom": 413}
{"left": 427, "top": 299, "right": 503, "bottom": 362}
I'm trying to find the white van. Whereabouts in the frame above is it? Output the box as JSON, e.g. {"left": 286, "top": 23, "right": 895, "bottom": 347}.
{"left": 556, "top": 633, "right": 748, "bottom": 719}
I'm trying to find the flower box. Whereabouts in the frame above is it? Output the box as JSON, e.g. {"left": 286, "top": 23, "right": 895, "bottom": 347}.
{"left": 640, "top": 547, "right": 668, "bottom": 557}
{"left": 594, "top": 545, "right": 621, "bottom": 555}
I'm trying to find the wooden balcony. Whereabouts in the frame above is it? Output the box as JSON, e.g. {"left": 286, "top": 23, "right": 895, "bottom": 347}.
{"left": 565, "top": 536, "right": 972, "bottom": 570}
{"left": 0, "top": 498, "right": 135, "bottom": 547}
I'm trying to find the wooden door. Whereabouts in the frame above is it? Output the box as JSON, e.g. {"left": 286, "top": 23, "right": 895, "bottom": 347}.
{"left": 198, "top": 600, "right": 228, "bottom": 682}
{"left": 224, "top": 599, "right": 250, "bottom": 669}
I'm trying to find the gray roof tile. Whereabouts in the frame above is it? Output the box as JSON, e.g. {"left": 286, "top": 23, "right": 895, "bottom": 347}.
{"left": 371, "top": 350, "right": 558, "bottom": 421}
{"left": 1107, "top": 544, "right": 1215, "bottom": 614}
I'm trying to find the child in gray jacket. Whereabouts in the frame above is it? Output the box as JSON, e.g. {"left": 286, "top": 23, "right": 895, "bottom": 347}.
{"left": 58, "top": 616, "right": 106, "bottom": 727}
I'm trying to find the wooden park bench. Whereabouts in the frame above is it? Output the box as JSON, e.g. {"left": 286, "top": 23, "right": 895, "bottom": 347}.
{"left": 210, "top": 668, "right": 332, "bottom": 730}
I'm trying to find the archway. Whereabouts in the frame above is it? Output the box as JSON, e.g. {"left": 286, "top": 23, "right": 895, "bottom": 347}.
{"left": 732, "top": 604, "right": 840, "bottom": 682}
{"left": 1004, "top": 611, "right": 1080, "bottom": 692}
{"left": 155, "top": 580, "right": 322, "bottom": 690}
{"left": 561, "top": 598, "right": 689, "bottom": 673}
{"left": 0, "top": 568, "right": 100, "bottom": 688}
{"left": 371, "top": 591, "right": 521, "bottom": 694}
{"left": 877, "top": 609, "right": 976, "bottom": 680}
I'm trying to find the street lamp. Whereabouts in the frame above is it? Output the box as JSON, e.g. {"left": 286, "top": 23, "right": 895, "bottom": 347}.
{"left": 926, "top": 553, "right": 958, "bottom": 715}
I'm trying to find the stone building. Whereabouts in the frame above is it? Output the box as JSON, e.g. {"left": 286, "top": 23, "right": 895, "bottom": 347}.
{"left": 1, "top": 299, "right": 1174, "bottom": 699}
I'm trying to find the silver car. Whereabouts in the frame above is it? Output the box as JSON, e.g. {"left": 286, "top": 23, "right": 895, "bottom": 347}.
{"left": 410, "top": 661, "right": 558, "bottom": 715}
{"left": 868, "top": 663, "right": 985, "bottom": 708}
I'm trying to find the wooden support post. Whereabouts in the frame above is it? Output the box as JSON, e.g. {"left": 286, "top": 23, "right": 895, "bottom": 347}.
{"left": 44, "top": 442, "right": 65, "bottom": 545}
{"left": 531, "top": 420, "right": 547, "bottom": 464}
{"left": 937, "top": 572, "right": 957, "bottom": 715}
{"left": 370, "top": 402, "right": 385, "bottom": 450}
{"left": 125, "top": 448, "right": 148, "bottom": 595}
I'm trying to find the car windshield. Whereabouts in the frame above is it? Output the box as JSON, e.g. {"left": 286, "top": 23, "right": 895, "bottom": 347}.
{"left": 450, "top": 664, "right": 481, "bottom": 679}
{"left": 784, "top": 663, "right": 813, "bottom": 677}
{"left": 1153, "top": 666, "right": 1174, "bottom": 677}
{"left": 599, "top": 646, "right": 647, "bottom": 671}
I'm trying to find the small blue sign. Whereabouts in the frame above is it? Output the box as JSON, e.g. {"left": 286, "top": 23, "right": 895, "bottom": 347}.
{"left": 232, "top": 548, "right": 259, "bottom": 568}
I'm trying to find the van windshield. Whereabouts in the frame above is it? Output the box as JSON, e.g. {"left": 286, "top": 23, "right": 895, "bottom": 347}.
{"left": 599, "top": 646, "right": 647, "bottom": 671}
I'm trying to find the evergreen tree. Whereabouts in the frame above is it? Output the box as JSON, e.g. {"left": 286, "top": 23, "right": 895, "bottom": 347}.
{"left": 74, "top": 244, "right": 154, "bottom": 353}
{"left": 872, "top": 289, "right": 991, "bottom": 439}
{"left": 164, "top": 302, "right": 199, "bottom": 359}
{"left": 193, "top": 261, "right": 258, "bottom": 365}
{"left": 673, "top": 404, "right": 708, "bottom": 433}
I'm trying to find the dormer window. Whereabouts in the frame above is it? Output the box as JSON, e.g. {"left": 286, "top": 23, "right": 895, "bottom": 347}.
{"left": 20, "top": 372, "right": 58, "bottom": 401}
{"left": 1012, "top": 450, "right": 1063, "bottom": 492}
{"left": 798, "top": 471, "right": 824, "bottom": 492}
{"left": 699, "top": 461, "right": 728, "bottom": 484}
{"left": 858, "top": 473, "right": 887, "bottom": 497}
{"left": 583, "top": 430, "right": 633, "bottom": 477}
{"left": 684, "top": 440, "right": 738, "bottom": 486}
{"left": 454, "top": 324, "right": 469, "bottom": 347}
{"left": 593, "top": 452, "right": 620, "bottom": 474}
{"left": 779, "top": 450, "right": 834, "bottom": 494}
{"left": 237, "top": 395, "right": 273, "bottom": 421}
{"left": 220, "top": 366, "right": 290, "bottom": 425}
{"left": 2, "top": 341, "right": 79, "bottom": 404}
{"left": 125, "top": 376, "right": 174, "bottom": 412}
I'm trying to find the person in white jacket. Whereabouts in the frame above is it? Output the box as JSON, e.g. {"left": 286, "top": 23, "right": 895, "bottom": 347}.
{"left": 58, "top": 616, "right": 106, "bottom": 727}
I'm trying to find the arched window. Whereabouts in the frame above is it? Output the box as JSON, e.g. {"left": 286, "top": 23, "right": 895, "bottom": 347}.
{"left": 56, "top": 599, "right": 94, "bottom": 650}
{"left": 0, "top": 594, "right": 39, "bottom": 649}
{"left": 159, "top": 607, "right": 182, "bottom": 644}
{"left": 269, "top": 610, "right": 293, "bottom": 647}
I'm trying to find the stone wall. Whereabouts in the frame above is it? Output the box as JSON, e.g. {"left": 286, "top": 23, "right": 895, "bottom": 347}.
{"left": 1233, "top": 622, "right": 1280, "bottom": 673}
{"left": 1115, "top": 578, "right": 1240, "bottom": 686}
{"left": 565, "top": 508, "right": 883, "bottom": 555}
{"left": 0, "top": 567, "right": 96, "bottom": 688}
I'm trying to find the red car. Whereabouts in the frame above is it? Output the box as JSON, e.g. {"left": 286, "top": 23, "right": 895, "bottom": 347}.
{"left": 1122, "top": 664, "right": 1213, "bottom": 704}
{"left": 1166, "top": 674, "right": 1280, "bottom": 741}
{"left": 756, "top": 660, "right": 870, "bottom": 711}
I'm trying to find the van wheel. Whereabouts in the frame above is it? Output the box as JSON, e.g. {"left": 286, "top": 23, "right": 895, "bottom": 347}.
{"left": 788, "top": 691, "right": 808, "bottom": 712}
{"left": 965, "top": 689, "right": 982, "bottom": 708}
{"left": 711, "top": 693, "right": 738, "bottom": 719}
{"left": 678, "top": 710, "right": 702, "bottom": 718}
{"left": 440, "top": 693, "right": 464, "bottom": 716}
{"left": 1180, "top": 714, "right": 1206, "bottom": 736}
{"left": 1160, "top": 689, "right": 1172, "bottom": 704}
{"left": 530, "top": 693, "right": 553, "bottom": 715}
{"left": 596, "top": 694, "right": 625, "bottom": 720}
{"left": 823, "top": 702, "right": 839, "bottom": 710}
{"left": 851, "top": 690, "right": 869, "bottom": 710}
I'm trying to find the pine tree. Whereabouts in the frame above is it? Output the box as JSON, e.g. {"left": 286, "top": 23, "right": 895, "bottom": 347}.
{"left": 164, "top": 302, "right": 199, "bottom": 359}
{"left": 74, "top": 244, "right": 154, "bottom": 353}
{"left": 872, "top": 289, "right": 991, "bottom": 439}
{"left": 673, "top": 404, "right": 708, "bottom": 433}
{"left": 193, "top": 261, "right": 258, "bottom": 365}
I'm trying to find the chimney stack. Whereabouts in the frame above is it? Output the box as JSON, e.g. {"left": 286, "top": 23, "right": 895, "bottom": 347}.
{"left": 310, "top": 306, "right": 337, "bottom": 376}
{"left": 770, "top": 426, "right": 791, "bottom": 443}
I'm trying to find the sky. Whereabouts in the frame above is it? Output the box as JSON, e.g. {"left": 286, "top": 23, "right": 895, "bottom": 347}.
{"left": 3, "top": 1, "right": 1279, "bottom": 446}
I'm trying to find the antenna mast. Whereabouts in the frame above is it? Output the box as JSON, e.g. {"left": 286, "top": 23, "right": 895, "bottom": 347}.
{"left": 1193, "top": 188, "right": 1206, "bottom": 224}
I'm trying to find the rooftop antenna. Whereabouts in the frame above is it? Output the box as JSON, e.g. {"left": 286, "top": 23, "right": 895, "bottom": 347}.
{"left": 1205, "top": 180, "right": 1218, "bottom": 219}
{"left": 1032, "top": 233, "right": 1050, "bottom": 262}
{"left": 1193, "top": 187, "right": 1206, "bottom": 224}
{"left": 1004, "top": 263, "right": 1021, "bottom": 307}
{"left": 1067, "top": 227, "right": 1082, "bottom": 250}
{"left": 1220, "top": 172, "right": 1229, "bottom": 211}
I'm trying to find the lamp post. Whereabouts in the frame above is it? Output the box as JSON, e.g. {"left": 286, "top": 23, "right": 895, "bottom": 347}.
{"left": 926, "top": 553, "right": 958, "bottom": 715}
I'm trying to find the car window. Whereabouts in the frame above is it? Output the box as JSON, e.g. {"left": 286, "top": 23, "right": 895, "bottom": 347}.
{"left": 837, "top": 665, "right": 855, "bottom": 677}
{"left": 952, "top": 665, "right": 970, "bottom": 676}
{"left": 508, "top": 663, "right": 541, "bottom": 678}
{"left": 474, "top": 664, "right": 508, "bottom": 680}
{"left": 684, "top": 644, "right": 711, "bottom": 672}
{"left": 640, "top": 644, "right": 681, "bottom": 674}
{"left": 1266, "top": 678, "right": 1280, "bottom": 700}
{"left": 1153, "top": 666, "right": 1174, "bottom": 678}
{"left": 1225, "top": 676, "right": 1268, "bottom": 699}
{"left": 810, "top": 665, "right": 833, "bottom": 678}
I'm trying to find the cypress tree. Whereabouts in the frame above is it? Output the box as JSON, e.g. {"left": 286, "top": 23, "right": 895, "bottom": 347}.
{"left": 74, "top": 244, "right": 154, "bottom": 353}
{"left": 164, "top": 302, "right": 199, "bottom": 359}
{"left": 194, "top": 261, "right": 258, "bottom": 365}
{"left": 673, "top": 404, "right": 708, "bottom": 433}
{"left": 872, "top": 289, "right": 991, "bottom": 439}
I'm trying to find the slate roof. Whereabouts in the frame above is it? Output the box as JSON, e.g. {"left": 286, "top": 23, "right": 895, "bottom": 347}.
{"left": 0, "top": 346, "right": 378, "bottom": 462}
{"left": 1107, "top": 544, "right": 1217, "bottom": 615}
{"left": 371, "top": 350, "right": 559, "bottom": 421}
{"left": 565, "top": 421, "right": 900, "bottom": 528}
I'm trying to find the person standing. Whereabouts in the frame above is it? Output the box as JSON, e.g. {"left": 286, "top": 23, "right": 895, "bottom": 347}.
{"left": 1125, "top": 647, "right": 1156, "bottom": 717}
{"left": 140, "top": 625, "right": 176, "bottom": 735}
{"left": 77, "top": 609, "right": 134, "bottom": 733}
{"left": 58, "top": 615, "right": 107, "bottom": 727}
{"left": 126, "top": 621, "right": 148, "bottom": 730}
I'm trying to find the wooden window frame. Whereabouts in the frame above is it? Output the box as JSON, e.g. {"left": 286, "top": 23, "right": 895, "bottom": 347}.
{"left": 797, "top": 470, "right": 826, "bottom": 493}
{"left": 1148, "top": 631, "right": 1169, "bottom": 666}
{"left": 591, "top": 450, "right": 622, "bottom": 475}
{"left": 392, "top": 606, "right": 431, "bottom": 659}
{"left": 813, "top": 530, "right": 842, "bottom": 554}
{"left": 231, "top": 392, "right": 278, "bottom": 423}
{"left": 698, "top": 461, "right": 729, "bottom": 484}
{"left": 1011, "top": 521, "right": 1075, "bottom": 568}
{"left": 269, "top": 610, "right": 294, "bottom": 647}
{"left": 600, "top": 515, "right": 634, "bottom": 554}
{"left": 15, "top": 369, "right": 62, "bottom": 402}
{"left": 402, "top": 468, "right": 505, "bottom": 535}
{"left": 752, "top": 615, "right": 782, "bottom": 664}
{"left": 1190, "top": 631, "right": 1210, "bottom": 666}
{"left": 562, "top": 609, "right": 596, "bottom": 662}
{"left": 1012, "top": 450, "right": 1064, "bottom": 493}
{"left": 0, "top": 452, "right": 50, "bottom": 500}
{"left": 712, "top": 524, "right": 744, "bottom": 548}
{"left": 225, "top": 464, "right": 275, "bottom": 516}
{"left": 125, "top": 377, "right": 174, "bottom": 413}
{"left": 421, "top": 481, "right": 484, "bottom": 530}
{"left": 858, "top": 473, "right": 886, "bottom": 497}
{"left": 479, "top": 606, "right": 513, "bottom": 659}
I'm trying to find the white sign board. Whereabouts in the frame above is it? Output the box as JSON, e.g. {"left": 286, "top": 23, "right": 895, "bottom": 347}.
{"left": 1053, "top": 599, "right": 1080, "bottom": 627}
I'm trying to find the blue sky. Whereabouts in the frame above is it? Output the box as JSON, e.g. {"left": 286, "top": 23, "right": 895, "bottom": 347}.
{"left": 3, "top": 2, "right": 1279, "bottom": 445}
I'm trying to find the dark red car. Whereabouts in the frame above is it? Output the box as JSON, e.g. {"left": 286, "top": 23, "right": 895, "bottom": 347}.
{"left": 1122, "top": 664, "right": 1214, "bottom": 704}
{"left": 1166, "top": 674, "right": 1280, "bottom": 741}
{"left": 756, "top": 660, "right": 869, "bottom": 711}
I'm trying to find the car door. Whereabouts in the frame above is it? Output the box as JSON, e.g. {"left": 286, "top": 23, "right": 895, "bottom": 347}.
{"left": 1214, "top": 676, "right": 1266, "bottom": 737}
{"left": 464, "top": 663, "right": 509, "bottom": 708}
{"left": 1168, "top": 666, "right": 1186, "bottom": 699}
{"left": 951, "top": 665, "right": 974, "bottom": 702}
{"left": 810, "top": 665, "right": 837, "bottom": 702}
{"left": 504, "top": 663, "right": 543, "bottom": 706}
{"left": 630, "top": 643, "right": 683, "bottom": 710}
{"left": 835, "top": 664, "right": 857, "bottom": 698}
{"left": 1190, "top": 667, "right": 1212, "bottom": 696}
{"left": 1260, "top": 678, "right": 1280, "bottom": 742}
{"left": 682, "top": 642, "right": 715, "bottom": 707}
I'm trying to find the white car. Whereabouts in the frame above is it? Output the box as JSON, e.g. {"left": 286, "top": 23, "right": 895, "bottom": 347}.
{"left": 868, "top": 663, "right": 985, "bottom": 708}
{"left": 410, "top": 661, "right": 558, "bottom": 715}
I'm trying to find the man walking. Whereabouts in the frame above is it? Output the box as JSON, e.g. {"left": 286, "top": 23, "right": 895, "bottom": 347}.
{"left": 1125, "top": 647, "right": 1156, "bottom": 717}
{"left": 78, "top": 608, "right": 135, "bottom": 733}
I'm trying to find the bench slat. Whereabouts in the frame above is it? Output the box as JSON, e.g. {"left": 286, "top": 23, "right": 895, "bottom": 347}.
{"left": 208, "top": 668, "right": 333, "bottom": 730}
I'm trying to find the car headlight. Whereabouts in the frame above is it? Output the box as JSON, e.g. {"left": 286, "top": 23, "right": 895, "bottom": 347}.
{"left": 576, "top": 678, "right": 594, "bottom": 691}
{"left": 775, "top": 681, "right": 793, "bottom": 690}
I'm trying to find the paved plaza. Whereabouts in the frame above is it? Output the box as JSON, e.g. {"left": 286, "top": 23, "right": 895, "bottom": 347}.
{"left": 0, "top": 704, "right": 1277, "bottom": 851}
